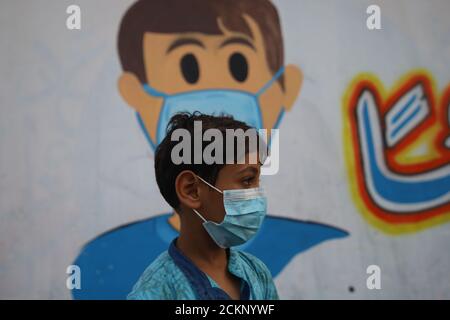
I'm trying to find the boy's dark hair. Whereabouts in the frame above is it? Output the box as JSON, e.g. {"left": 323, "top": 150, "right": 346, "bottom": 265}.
{"left": 154, "top": 112, "right": 266, "bottom": 210}
{"left": 118, "top": 0, "right": 284, "bottom": 89}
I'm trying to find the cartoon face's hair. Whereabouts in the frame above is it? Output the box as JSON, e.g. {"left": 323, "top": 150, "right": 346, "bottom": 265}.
{"left": 154, "top": 112, "right": 266, "bottom": 210}
{"left": 118, "top": 0, "right": 284, "bottom": 89}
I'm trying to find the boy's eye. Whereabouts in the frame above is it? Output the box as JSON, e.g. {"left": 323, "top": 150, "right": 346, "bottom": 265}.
{"left": 180, "top": 53, "right": 200, "bottom": 84}
{"left": 242, "top": 176, "right": 255, "bottom": 186}
{"left": 229, "top": 52, "right": 248, "bottom": 82}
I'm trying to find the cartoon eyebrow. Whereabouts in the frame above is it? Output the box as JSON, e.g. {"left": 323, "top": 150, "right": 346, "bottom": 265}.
{"left": 166, "top": 38, "right": 205, "bottom": 54}
{"left": 219, "top": 37, "right": 255, "bottom": 51}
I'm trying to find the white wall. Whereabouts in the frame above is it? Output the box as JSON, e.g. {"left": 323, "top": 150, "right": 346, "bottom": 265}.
{"left": 0, "top": 0, "right": 449, "bottom": 299}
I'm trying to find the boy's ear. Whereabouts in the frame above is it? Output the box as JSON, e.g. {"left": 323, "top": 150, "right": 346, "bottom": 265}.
{"left": 117, "top": 72, "right": 160, "bottom": 112}
{"left": 175, "top": 171, "right": 202, "bottom": 210}
{"left": 282, "top": 64, "right": 303, "bottom": 111}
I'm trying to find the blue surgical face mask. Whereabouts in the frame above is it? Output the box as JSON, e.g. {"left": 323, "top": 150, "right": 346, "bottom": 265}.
{"left": 139, "top": 67, "right": 286, "bottom": 148}
{"left": 192, "top": 175, "right": 267, "bottom": 249}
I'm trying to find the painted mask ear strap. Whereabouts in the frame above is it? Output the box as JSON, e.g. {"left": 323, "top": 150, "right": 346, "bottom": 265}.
{"left": 143, "top": 84, "right": 169, "bottom": 98}
{"left": 196, "top": 175, "right": 223, "bottom": 194}
{"left": 256, "top": 66, "right": 285, "bottom": 97}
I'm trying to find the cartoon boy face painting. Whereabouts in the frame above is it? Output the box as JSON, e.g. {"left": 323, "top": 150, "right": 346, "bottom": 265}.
{"left": 71, "top": 0, "right": 348, "bottom": 300}
{"left": 117, "top": 0, "right": 303, "bottom": 147}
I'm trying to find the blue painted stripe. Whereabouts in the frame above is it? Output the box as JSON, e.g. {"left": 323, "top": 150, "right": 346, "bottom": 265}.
{"left": 390, "top": 105, "right": 422, "bottom": 139}
{"left": 391, "top": 94, "right": 417, "bottom": 124}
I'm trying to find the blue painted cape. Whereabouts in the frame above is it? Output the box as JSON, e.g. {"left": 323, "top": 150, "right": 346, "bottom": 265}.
{"left": 72, "top": 213, "right": 348, "bottom": 299}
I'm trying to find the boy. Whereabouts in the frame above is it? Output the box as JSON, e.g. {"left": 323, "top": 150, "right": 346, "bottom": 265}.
{"left": 127, "top": 112, "right": 279, "bottom": 300}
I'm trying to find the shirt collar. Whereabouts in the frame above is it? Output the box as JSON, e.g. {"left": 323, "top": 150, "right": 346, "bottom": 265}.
{"left": 168, "top": 237, "right": 250, "bottom": 300}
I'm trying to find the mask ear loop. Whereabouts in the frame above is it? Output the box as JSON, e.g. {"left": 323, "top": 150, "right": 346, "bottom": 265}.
{"left": 192, "top": 208, "right": 207, "bottom": 223}
{"left": 142, "top": 84, "right": 169, "bottom": 98}
{"left": 196, "top": 175, "right": 223, "bottom": 194}
{"left": 192, "top": 175, "right": 223, "bottom": 223}
{"left": 255, "top": 66, "right": 285, "bottom": 97}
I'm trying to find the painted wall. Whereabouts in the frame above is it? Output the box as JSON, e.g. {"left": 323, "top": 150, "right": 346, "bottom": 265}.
{"left": 0, "top": 0, "right": 449, "bottom": 299}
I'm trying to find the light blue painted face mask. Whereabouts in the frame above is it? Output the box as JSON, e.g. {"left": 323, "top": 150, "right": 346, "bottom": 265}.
{"left": 140, "top": 67, "right": 286, "bottom": 148}
{"left": 193, "top": 175, "right": 267, "bottom": 249}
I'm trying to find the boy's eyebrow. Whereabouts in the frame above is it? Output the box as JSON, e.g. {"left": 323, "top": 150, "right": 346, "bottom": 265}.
{"left": 166, "top": 38, "right": 205, "bottom": 54}
{"left": 219, "top": 36, "right": 255, "bottom": 51}
{"left": 236, "top": 166, "right": 259, "bottom": 175}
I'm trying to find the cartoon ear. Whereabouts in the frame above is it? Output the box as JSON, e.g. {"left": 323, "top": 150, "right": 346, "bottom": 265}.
{"left": 118, "top": 72, "right": 163, "bottom": 144}
{"left": 118, "top": 72, "right": 160, "bottom": 112}
{"left": 282, "top": 64, "right": 303, "bottom": 111}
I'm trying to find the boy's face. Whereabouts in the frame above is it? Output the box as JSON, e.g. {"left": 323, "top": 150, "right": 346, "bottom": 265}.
{"left": 198, "top": 152, "right": 261, "bottom": 224}
{"left": 118, "top": 14, "right": 302, "bottom": 145}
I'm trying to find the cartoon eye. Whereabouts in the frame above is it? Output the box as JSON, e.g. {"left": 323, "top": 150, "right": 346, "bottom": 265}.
{"left": 180, "top": 53, "right": 199, "bottom": 84}
{"left": 229, "top": 52, "right": 248, "bottom": 82}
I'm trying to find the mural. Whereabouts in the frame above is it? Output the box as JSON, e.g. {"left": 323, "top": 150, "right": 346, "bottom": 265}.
{"left": 72, "top": 0, "right": 348, "bottom": 300}
{"left": 3, "top": 0, "right": 450, "bottom": 300}
{"left": 343, "top": 71, "right": 450, "bottom": 234}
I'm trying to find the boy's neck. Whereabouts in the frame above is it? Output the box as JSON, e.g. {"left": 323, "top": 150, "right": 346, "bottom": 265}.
{"left": 176, "top": 225, "right": 228, "bottom": 271}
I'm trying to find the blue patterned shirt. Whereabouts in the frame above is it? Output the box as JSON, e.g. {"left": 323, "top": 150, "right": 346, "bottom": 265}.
{"left": 127, "top": 237, "right": 279, "bottom": 300}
